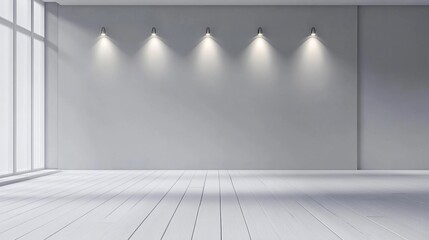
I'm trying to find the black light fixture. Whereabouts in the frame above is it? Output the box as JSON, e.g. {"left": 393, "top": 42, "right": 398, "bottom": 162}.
{"left": 151, "top": 27, "right": 157, "bottom": 36}
{"left": 101, "top": 27, "right": 106, "bottom": 36}
{"left": 257, "top": 27, "right": 263, "bottom": 36}
{"left": 205, "top": 27, "right": 211, "bottom": 36}
{"left": 310, "top": 27, "right": 317, "bottom": 36}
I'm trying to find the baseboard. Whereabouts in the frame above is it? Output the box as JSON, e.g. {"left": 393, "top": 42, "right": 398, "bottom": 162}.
{"left": 0, "top": 170, "right": 61, "bottom": 187}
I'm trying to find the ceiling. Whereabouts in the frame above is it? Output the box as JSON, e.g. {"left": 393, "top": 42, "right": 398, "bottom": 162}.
{"left": 44, "top": 0, "right": 429, "bottom": 5}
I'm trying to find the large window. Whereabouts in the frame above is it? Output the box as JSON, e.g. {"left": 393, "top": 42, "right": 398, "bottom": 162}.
{"left": 0, "top": 23, "right": 13, "bottom": 175}
{"left": 33, "top": 38, "right": 45, "bottom": 169}
{"left": 0, "top": 0, "right": 45, "bottom": 175}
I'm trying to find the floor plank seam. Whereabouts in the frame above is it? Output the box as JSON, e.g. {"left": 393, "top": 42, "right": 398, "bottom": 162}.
{"left": 271, "top": 173, "right": 407, "bottom": 240}
{"left": 191, "top": 171, "right": 208, "bottom": 240}
{"left": 228, "top": 171, "right": 252, "bottom": 240}
{"left": 326, "top": 191, "right": 408, "bottom": 239}
{"left": 160, "top": 171, "right": 197, "bottom": 240}
{"left": 0, "top": 172, "right": 118, "bottom": 234}
{"left": 2, "top": 171, "right": 429, "bottom": 240}
{"left": 14, "top": 172, "right": 135, "bottom": 239}
{"left": 257, "top": 175, "right": 343, "bottom": 240}
{"left": 0, "top": 173, "right": 87, "bottom": 209}
{"left": 129, "top": 171, "right": 169, "bottom": 210}
{"left": 0, "top": 172, "right": 112, "bottom": 223}
{"left": 41, "top": 172, "right": 146, "bottom": 239}
{"left": 366, "top": 217, "right": 409, "bottom": 240}
{"left": 234, "top": 171, "right": 283, "bottom": 240}
{"left": 127, "top": 171, "right": 185, "bottom": 240}
{"left": 102, "top": 170, "right": 158, "bottom": 219}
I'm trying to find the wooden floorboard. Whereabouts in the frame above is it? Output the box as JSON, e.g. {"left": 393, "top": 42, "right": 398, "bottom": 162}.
{"left": 99, "top": 171, "right": 183, "bottom": 240}
{"left": 0, "top": 170, "right": 428, "bottom": 240}
{"left": 230, "top": 171, "right": 282, "bottom": 240}
{"left": 161, "top": 171, "right": 206, "bottom": 240}
{"left": 219, "top": 171, "right": 251, "bottom": 240}
{"left": 15, "top": 171, "right": 139, "bottom": 240}
{"left": 192, "top": 170, "right": 222, "bottom": 240}
{"left": 0, "top": 172, "right": 116, "bottom": 236}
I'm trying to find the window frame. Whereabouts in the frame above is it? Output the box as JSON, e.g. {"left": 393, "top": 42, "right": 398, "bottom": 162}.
{"left": 0, "top": 0, "right": 45, "bottom": 177}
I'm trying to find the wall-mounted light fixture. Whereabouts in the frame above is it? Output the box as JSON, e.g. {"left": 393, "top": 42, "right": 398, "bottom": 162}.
{"left": 310, "top": 27, "right": 317, "bottom": 36}
{"left": 257, "top": 27, "right": 263, "bottom": 36}
{"left": 100, "top": 26, "right": 319, "bottom": 39}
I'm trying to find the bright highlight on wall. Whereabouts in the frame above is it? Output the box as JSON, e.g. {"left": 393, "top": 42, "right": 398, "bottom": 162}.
{"left": 97, "top": 25, "right": 320, "bottom": 88}
{"left": 138, "top": 34, "right": 175, "bottom": 81}
{"left": 0, "top": 0, "right": 45, "bottom": 175}
{"left": 191, "top": 34, "right": 228, "bottom": 86}
{"left": 92, "top": 35, "right": 122, "bottom": 81}
{"left": 242, "top": 33, "right": 281, "bottom": 85}
{"left": 292, "top": 34, "right": 333, "bottom": 91}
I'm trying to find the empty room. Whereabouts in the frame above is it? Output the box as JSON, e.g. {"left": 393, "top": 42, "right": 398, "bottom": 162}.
{"left": 1, "top": 0, "right": 429, "bottom": 239}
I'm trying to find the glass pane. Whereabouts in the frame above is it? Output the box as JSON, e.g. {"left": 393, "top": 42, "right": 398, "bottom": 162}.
{"left": 0, "top": 24, "right": 13, "bottom": 175}
{"left": 33, "top": 0, "right": 44, "bottom": 37}
{"left": 33, "top": 39, "right": 45, "bottom": 169}
{"left": 0, "top": 0, "right": 13, "bottom": 22}
{"left": 17, "top": 0, "right": 31, "bottom": 31}
{"left": 16, "top": 31, "right": 32, "bottom": 172}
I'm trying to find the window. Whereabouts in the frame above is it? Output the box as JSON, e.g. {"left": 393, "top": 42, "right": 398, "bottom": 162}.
{"left": 33, "top": 39, "right": 45, "bottom": 169}
{"left": 1, "top": 1, "right": 45, "bottom": 176}
{"left": 0, "top": 24, "right": 13, "bottom": 175}
{"left": 34, "top": 0, "right": 44, "bottom": 37}
{"left": 17, "top": 0, "right": 31, "bottom": 31}
{"left": 16, "top": 31, "right": 32, "bottom": 172}
{"left": 0, "top": 0, "right": 13, "bottom": 22}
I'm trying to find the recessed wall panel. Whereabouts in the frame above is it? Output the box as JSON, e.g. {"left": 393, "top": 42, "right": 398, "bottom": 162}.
{"left": 359, "top": 7, "right": 429, "bottom": 169}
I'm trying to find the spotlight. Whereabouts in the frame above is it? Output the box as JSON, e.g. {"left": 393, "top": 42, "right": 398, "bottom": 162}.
{"left": 257, "top": 27, "right": 263, "bottom": 36}
{"left": 205, "top": 27, "right": 211, "bottom": 36}
{"left": 310, "top": 27, "right": 317, "bottom": 36}
{"left": 101, "top": 27, "right": 106, "bottom": 36}
{"left": 151, "top": 27, "right": 157, "bottom": 36}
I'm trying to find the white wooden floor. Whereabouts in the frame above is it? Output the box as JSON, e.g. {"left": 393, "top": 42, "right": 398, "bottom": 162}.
{"left": 0, "top": 170, "right": 429, "bottom": 240}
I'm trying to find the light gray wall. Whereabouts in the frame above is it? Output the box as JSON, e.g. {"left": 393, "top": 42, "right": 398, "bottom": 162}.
{"left": 48, "top": 6, "right": 358, "bottom": 170}
{"left": 45, "top": 3, "right": 59, "bottom": 169}
{"left": 359, "top": 7, "right": 429, "bottom": 169}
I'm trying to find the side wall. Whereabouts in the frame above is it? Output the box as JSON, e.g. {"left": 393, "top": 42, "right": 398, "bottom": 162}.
{"left": 359, "top": 6, "right": 429, "bottom": 169}
{"left": 45, "top": 3, "right": 59, "bottom": 169}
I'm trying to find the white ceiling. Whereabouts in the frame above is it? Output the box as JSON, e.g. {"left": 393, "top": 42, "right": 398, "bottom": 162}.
{"left": 44, "top": 0, "right": 429, "bottom": 5}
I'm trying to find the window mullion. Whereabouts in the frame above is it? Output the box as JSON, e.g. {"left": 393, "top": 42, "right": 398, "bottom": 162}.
{"left": 31, "top": 0, "right": 34, "bottom": 171}
{"left": 12, "top": 0, "right": 17, "bottom": 175}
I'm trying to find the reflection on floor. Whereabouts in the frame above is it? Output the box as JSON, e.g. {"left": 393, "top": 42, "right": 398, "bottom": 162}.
{"left": 0, "top": 170, "right": 428, "bottom": 240}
